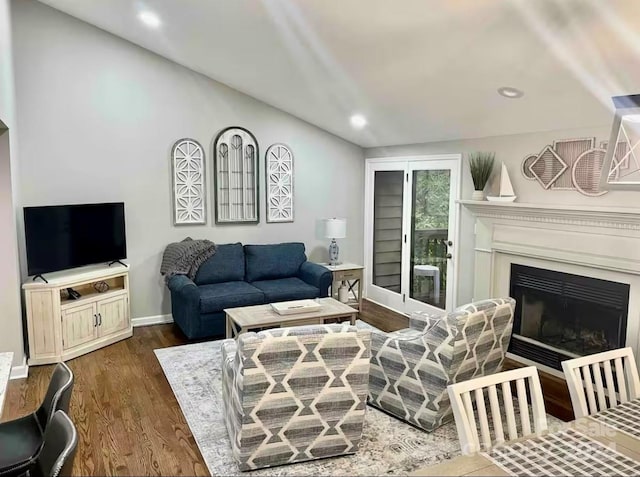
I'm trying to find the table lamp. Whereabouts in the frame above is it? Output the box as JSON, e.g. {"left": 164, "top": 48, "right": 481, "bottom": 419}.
{"left": 324, "top": 218, "right": 346, "bottom": 266}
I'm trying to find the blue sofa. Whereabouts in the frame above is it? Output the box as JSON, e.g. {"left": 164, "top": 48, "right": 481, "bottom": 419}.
{"left": 167, "top": 242, "right": 333, "bottom": 339}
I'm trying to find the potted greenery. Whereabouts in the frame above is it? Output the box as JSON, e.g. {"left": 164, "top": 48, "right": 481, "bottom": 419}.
{"left": 468, "top": 152, "right": 495, "bottom": 200}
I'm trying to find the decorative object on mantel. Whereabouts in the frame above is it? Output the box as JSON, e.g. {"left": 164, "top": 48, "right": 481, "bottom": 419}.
{"left": 171, "top": 138, "right": 206, "bottom": 225}
{"left": 572, "top": 147, "right": 617, "bottom": 197}
{"left": 213, "top": 127, "right": 259, "bottom": 224}
{"left": 600, "top": 94, "right": 640, "bottom": 191}
{"left": 529, "top": 145, "right": 567, "bottom": 189}
{"left": 486, "top": 162, "right": 516, "bottom": 202}
{"left": 468, "top": 151, "right": 495, "bottom": 200}
{"left": 520, "top": 136, "right": 628, "bottom": 196}
{"left": 521, "top": 154, "right": 538, "bottom": 180}
{"left": 265, "top": 143, "right": 294, "bottom": 223}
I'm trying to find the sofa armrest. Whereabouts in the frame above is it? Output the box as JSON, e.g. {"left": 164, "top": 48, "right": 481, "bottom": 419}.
{"left": 167, "top": 275, "right": 200, "bottom": 338}
{"left": 167, "top": 274, "right": 197, "bottom": 293}
{"left": 298, "top": 262, "right": 332, "bottom": 297}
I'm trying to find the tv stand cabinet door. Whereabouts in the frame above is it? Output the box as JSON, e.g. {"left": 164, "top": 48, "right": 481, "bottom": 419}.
{"left": 62, "top": 303, "right": 98, "bottom": 350}
{"left": 97, "top": 294, "right": 129, "bottom": 337}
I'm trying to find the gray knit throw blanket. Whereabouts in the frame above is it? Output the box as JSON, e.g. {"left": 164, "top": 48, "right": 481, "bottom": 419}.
{"left": 160, "top": 237, "right": 216, "bottom": 283}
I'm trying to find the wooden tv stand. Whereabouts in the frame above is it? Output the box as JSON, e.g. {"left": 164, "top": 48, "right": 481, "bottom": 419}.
{"left": 23, "top": 263, "right": 132, "bottom": 365}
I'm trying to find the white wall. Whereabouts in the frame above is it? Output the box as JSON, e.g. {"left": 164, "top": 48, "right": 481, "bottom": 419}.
{"left": 365, "top": 124, "right": 640, "bottom": 306}
{"left": 12, "top": 0, "right": 365, "bottom": 321}
{"left": 0, "top": 0, "right": 24, "bottom": 369}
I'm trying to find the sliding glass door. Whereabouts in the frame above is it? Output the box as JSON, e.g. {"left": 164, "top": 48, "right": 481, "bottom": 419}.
{"left": 364, "top": 155, "right": 461, "bottom": 314}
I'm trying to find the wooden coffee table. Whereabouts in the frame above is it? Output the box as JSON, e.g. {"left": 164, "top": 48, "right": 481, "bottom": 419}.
{"left": 224, "top": 297, "right": 358, "bottom": 338}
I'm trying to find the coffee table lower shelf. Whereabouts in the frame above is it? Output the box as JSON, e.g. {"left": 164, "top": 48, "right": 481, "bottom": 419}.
{"left": 224, "top": 297, "right": 358, "bottom": 339}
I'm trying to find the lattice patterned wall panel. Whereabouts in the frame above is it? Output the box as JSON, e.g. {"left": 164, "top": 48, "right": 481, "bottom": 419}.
{"left": 529, "top": 145, "right": 567, "bottom": 189}
{"left": 214, "top": 127, "right": 259, "bottom": 224}
{"left": 265, "top": 144, "right": 294, "bottom": 223}
{"left": 551, "top": 138, "right": 594, "bottom": 190}
{"left": 171, "top": 138, "right": 206, "bottom": 225}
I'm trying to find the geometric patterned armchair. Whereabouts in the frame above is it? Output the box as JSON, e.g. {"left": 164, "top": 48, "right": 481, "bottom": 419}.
{"left": 221, "top": 323, "right": 371, "bottom": 471}
{"left": 367, "top": 298, "right": 515, "bottom": 433}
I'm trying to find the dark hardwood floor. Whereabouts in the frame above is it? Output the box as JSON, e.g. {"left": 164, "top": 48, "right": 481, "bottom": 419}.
{"left": 3, "top": 299, "right": 402, "bottom": 476}
{"left": 3, "top": 325, "right": 208, "bottom": 476}
{"left": 5, "top": 299, "right": 569, "bottom": 475}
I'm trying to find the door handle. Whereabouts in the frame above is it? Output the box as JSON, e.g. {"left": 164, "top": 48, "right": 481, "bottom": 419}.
{"left": 446, "top": 253, "right": 452, "bottom": 259}
{"left": 98, "top": 313, "right": 102, "bottom": 326}
{"left": 447, "top": 240, "right": 453, "bottom": 247}
{"left": 94, "top": 314, "right": 97, "bottom": 327}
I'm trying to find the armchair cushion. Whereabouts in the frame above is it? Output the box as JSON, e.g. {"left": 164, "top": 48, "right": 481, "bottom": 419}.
{"left": 298, "top": 262, "right": 332, "bottom": 296}
{"left": 244, "top": 243, "right": 307, "bottom": 282}
{"left": 199, "top": 281, "right": 264, "bottom": 314}
{"left": 251, "top": 278, "right": 319, "bottom": 302}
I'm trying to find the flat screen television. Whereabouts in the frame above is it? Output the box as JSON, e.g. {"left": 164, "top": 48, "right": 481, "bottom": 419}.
{"left": 24, "top": 202, "right": 127, "bottom": 276}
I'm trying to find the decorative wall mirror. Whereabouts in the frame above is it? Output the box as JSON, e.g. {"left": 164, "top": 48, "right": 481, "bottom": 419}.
{"left": 265, "top": 143, "right": 294, "bottom": 223}
{"left": 213, "top": 127, "right": 259, "bottom": 224}
{"left": 171, "top": 138, "right": 206, "bottom": 225}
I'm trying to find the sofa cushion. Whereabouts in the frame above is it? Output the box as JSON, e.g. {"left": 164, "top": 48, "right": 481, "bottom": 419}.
{"left": 194, "top": 243, "right": 245, "bottom": 286}
{"left": 199, "top": 281, "right": 265, "bottom": 314}
{"left": 245, "top": 242, "right": 307, "bottom": 283}
{"left": 252, "top": 277, "right": 320, "bottom": 302}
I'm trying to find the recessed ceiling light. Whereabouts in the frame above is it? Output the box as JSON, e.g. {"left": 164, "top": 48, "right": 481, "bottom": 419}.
{"left": 498, "top": 86, "right": 524, "bottom": 99}
{"left": 350, "top": 114, "right": 367, "bottom": 129}
{"left": 138, "top": 11, "right": 162, "bottom": 28}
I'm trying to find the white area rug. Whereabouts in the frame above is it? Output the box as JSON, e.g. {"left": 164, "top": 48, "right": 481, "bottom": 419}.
{"left": 154, "top": 340, "right": 462, "bottom": 476}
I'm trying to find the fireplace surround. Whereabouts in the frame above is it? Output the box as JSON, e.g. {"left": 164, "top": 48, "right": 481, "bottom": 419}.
{"left": 462, "top": 200, "right": 640, "bottom": 377}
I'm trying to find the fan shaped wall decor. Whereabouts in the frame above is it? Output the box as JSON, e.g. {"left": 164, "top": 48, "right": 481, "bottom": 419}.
{"left": 265, "top": 144, "right": 294, "bottom": 223}
{"left": 213, "top": 127, "right": 259, "bottom": 224}
{"left": 171, "top": 138, "right": 206, "bottom": 225}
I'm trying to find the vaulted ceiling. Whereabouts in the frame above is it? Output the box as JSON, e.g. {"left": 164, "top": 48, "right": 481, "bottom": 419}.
{"left": 38, "top": 0, "right": 640, "bottom": 147}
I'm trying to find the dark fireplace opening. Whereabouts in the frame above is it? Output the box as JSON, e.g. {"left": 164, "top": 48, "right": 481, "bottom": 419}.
{"left": 509, "top": 264, "right": 630, "bottom": 371}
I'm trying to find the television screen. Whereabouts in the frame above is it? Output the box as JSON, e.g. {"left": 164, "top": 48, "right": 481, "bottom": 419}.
{"left": 24, "top": 202, "right": 127, "bottom": 276}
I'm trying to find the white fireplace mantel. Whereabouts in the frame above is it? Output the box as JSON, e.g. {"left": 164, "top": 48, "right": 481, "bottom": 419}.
{"left": 462, "top": 199, "right": 640, "bottom": 376}
{"left": 459, "top": 200, "right": 640, "bottom": 230}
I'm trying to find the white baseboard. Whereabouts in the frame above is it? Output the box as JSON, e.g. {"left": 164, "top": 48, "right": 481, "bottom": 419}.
{"left": 132, "top": 313, "right": 174, "bottom": 328}
{"left": 10, "top": 356, "right": 29, "bottom": 380}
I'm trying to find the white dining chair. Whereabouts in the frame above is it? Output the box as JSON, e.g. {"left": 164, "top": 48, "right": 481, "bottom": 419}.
{"left": 447, "top": 366, "right": 548, "bottom": 455}
{"left": 562, "top": 347, "right": 640, "bottom": 418}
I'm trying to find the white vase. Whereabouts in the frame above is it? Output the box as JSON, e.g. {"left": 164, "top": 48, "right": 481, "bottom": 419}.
{"left": 472, "top": 190, "right": 484, "bottom": 201}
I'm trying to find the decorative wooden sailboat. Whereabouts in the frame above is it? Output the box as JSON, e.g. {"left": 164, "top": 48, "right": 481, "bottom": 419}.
{"left": 487, "top": 162, "right": 517, "bottom": 202}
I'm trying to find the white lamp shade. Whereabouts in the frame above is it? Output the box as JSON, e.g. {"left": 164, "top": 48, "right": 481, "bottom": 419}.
{"left": 324, "top": 218, "right": 347, "bottom": 239}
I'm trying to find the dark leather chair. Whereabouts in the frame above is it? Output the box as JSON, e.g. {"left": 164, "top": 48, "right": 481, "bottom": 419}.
{"left": 30, "top": 411, "right": 78, "bottom": 477}
{"left": 0, "top": 363, "right": 74, "bottom": 476}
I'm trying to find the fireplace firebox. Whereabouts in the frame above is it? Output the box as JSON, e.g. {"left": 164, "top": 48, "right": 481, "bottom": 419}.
{"left": 509, "top": 264, "right": 630, "bottom": 371}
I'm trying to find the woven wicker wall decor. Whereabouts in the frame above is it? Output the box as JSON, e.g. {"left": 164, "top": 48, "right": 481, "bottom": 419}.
{"left": 265, "top": 143, "right": 294, "bottom": 223}
{"left": 551, "top": 138, "right": 594, "bottom": 190}
{"left": 521, "top": 154, "right": 537, "bottom": 180}
{"left": 520, "top": 137, "right": 627, "bottom": 197}
{"left": 171, "top": 138, "right": 206, "bottom": 225}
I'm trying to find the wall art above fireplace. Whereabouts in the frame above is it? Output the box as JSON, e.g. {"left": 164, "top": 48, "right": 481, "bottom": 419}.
{"left": 521, "top": 137, "right": 629, "bottom": 197}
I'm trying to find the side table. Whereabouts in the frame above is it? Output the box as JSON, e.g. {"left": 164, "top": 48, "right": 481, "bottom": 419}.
{"left": 320, "top": 263, "right": 364, "bottom": 312}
